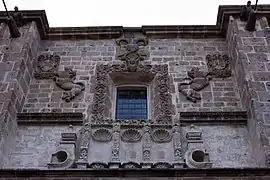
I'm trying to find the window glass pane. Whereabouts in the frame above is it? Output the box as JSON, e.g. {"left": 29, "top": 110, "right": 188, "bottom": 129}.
{"left": 116, "top": 87, "right": 147, "bottom": 120}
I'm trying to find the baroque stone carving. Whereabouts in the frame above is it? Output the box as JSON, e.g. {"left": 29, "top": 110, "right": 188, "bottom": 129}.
{"left": 151, "top": 129, "right": 172, "bottom": 143}
{"left": 206, "top": 54, "right": 231, "bottom": 78}
{"left": 91, "top": 64, "right": 172, "bottom": 124}
{"left": 34, "top": 55, "right": 60, "bottom": 79}
{"left": 116, "top": 38, "right": 149, "bottom": 72}
{"left": 121, "top": 129, "right": 142, "bottom": 142}
{"left": 76, "top": 123, "right": 91, "bottom": 167}
{"left": 172, "top": 124, "right": 183, "bottom": 162}
{"left": 54, "top": 67, "right": 85, "bottom": 102}
{"left": 152, "top": 162, "right": 172, "bottom": 169}
{"left": 92, "top": 129, "right": 112, "bottom": 142}
{"left": 111, "top": 123, "right": 120, "bottom": 162}
{"left": 240, "top": 1, "right": 252, "bottom": 22}
{"left": 142, "top": 125, "right": 151, "bottom": 161}
{"left": 121, "top": 162, "right": 141, "bottom": 169}
{"left": 89, "top": 162, "right": 108, "bottom": 169}
{"left": 12, "top": 6, "right": 25, "bottom": 27}
{"left": 178, "top": 67, "right": 212, "bottom": 103}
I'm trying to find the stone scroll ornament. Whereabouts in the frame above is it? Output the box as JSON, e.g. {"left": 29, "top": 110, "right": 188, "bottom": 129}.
{"left": 91, "top": 37, "right": 173, "bottom": 124}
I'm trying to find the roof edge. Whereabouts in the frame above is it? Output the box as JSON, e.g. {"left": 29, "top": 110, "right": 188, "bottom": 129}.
{"left": 0, "top": 5, "right": 269, "bottom": 40}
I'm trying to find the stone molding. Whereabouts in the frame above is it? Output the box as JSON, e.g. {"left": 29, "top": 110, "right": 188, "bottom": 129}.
{"left": 0, "top": 6, "right": 269, "bottom": 39}
{"left": 91, "top": 63, "right": 172, "bottom": 124}
{"left": 17, "top": 112, "right": 83, "bottom": 125}
{"left": 179, "top": 111, "right": 247, "bottom": 124}
{"left": 1, "top": 168, "right": 270, "bottom": 178}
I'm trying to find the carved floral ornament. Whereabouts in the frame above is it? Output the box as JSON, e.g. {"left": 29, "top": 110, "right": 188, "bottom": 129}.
{"left": 179, "top": 54, "right": 231, "bottom": 103}
{"left": 34, "top": 54, "right": 85, "bottom": 102}
{"left": 91, "top": 46, "right": 172, "bottom": 124}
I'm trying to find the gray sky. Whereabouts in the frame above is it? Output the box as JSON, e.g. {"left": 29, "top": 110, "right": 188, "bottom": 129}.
{"left": 0, "top": 0, "right": 269, "bottom": 27}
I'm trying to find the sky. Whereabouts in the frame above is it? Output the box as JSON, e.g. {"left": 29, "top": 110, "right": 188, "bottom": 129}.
{"left": 0, "top": 0, "right": 269, "bottom": 27}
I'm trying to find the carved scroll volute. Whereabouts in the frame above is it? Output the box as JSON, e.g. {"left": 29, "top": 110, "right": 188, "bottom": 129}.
{"left": 111, "top": 123, "right": 120, "bottom": 162}
{"left": 76, "top": 123, "right": 91, "bottom": 168}
{"left": 142, "top": 125, "right": 151, "bottom": 162}
{"left": 172, "top": 124, "right": 183, "bottom": 162}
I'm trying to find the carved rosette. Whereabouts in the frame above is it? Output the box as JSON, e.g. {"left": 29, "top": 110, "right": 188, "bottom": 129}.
{"left": 91, "top": 63, "right": 172, "bottom": 124}
{"left": 142, "top": 125, "right": 151, "bottom": 161}
{"left": 76, "top": 123, "right": 91, "bottom": 166}
{"left": 172, "top": 124, "right": 183, "bottom": 162}
{"left": 206, "top": 54, "right": 231, "bottom": 78}
{"left": 111, "top": 123, "right": 120, "bottom": 161}
{"left": 34, "top": 54, "right": 60, "bottom": 79}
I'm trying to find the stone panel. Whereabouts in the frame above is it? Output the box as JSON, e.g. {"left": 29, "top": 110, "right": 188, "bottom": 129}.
{"left": 6, "top": 125, "right": 81, "bottom": 168}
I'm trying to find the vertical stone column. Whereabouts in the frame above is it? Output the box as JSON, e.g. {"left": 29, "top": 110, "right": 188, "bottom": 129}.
{"left": 0, "top": 21, "right": 40, "bottom": 167}
{"left": 227, "top": 15, "right": 270, "bottom": 166}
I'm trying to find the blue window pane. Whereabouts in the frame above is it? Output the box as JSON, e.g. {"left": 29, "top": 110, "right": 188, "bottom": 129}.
{"left": 116, "top": 87, "right": 147, "bottom": 120}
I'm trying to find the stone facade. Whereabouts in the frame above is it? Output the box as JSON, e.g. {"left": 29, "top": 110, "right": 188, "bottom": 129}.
{"left": 0, "top": 3, "right": 270, "bottom": 179}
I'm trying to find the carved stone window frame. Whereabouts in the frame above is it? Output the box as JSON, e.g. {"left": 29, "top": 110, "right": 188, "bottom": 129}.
{"left": 112, "top": 84, "right": 151, "bottom": 120}
{"left": 91, "top": 64, "right": 173, "bottom": 125}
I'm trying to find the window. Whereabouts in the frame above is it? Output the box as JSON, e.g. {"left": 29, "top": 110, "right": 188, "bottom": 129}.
{"left": 115, "top": 86, "right": 148, "bottom": 120}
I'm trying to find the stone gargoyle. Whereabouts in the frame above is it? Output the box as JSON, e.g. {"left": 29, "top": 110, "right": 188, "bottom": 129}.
{"left": 54, "top": 67, "right": 85, "bottom": 102}
{"left": 178, "top": 67, "right": 212, "bottom": 103}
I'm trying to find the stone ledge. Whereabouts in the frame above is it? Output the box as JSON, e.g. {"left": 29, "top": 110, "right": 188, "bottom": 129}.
{"left": 179, "top": 111, "right": 247, "bottom": 124}
{"left": 17, "top": 113, "right": 83, "bottom": 125}
{"left": 0, "top": 168, "right": 270, "bottom": 178}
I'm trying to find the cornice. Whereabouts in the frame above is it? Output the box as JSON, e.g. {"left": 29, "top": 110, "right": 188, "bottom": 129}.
{"left": 0, "top": 5, "right": 269, "bottom": 40}
{"left": 0, "top": 168, "right": 270, "bottom": 178}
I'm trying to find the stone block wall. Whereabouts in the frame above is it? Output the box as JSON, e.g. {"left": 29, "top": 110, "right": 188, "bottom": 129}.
{"left": 0, "top": 22, "right": 40, "bottom": 167}
{"left": 6, "top": 125, "right": 256, "bottom": 168}
{"left": 23, "top": 38, "right": 243, "bottom": 119}
{"left": 227, "top": 16, "right": 270, "bottom": 166}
